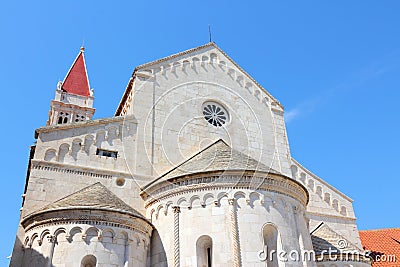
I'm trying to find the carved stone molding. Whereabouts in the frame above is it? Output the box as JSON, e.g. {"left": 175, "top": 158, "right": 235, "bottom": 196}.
{"left": 142, "top": 171, "right": 308, "bottom": 208}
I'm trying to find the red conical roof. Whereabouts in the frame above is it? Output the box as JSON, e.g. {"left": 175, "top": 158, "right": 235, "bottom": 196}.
{"left": 62, "top": 47, "right": 91, "bottom": 97}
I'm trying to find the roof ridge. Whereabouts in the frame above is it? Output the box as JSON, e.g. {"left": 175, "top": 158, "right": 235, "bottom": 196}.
{"left": 360, "top": 228, "right": 400, "bottom": 232}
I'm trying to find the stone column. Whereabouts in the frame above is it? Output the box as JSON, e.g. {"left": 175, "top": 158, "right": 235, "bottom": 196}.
{"left": 46, "top": 235, "right": 56, "bottom": 267}
{"left": 172, "top": 206, "right": 181, "bottom": 267}
{"left": 228, "top": 198, "right": 241, "bottom": 267}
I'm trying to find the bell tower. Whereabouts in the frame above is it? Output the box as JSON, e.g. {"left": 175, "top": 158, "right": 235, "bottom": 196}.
{"left": 47, "top": 47, "right": 95, "bottom": 125}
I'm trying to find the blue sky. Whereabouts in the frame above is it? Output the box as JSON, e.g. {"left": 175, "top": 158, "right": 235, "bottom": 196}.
{"left": 1, "top": 0, "right": 399, "bottom": 264}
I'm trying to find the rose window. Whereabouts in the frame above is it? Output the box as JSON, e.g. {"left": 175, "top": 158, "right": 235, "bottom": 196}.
{"left": 202, "top": 102, "right": 229, "bottom": 127}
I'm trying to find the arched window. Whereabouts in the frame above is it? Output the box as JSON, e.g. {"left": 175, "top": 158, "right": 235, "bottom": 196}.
{"left": 262, "top": 224, "right": 280, "bottom": 267}
{"left": 196, "top": 235, "right": 212, "bottom": 267}
{"left": 81, "top": 254, "right": 97, "bottom": 267}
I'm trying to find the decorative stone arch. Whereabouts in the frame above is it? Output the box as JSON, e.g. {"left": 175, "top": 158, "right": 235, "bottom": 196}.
{"left": 71, "top": 138, "right": 82, "bottom": 160}
{"left": 290, "top": 165, "right": 299, "bottom": 179}
{"left": 300, "top": 172, "right": 306, "bottom": 184}
{"left": 131, "top": 233, "right": 140, "bottom": 247}
{"left": 202, "top": 193, "right": 214, "bottom": 207}
{"left": 340, "top": 206, "right": 348, "bottom": 216}
{"left": 106, "top": 126, "right": 118, "bottom": 144}
{"left": 53, "top": 227, "right": 67, "bottom": 237}
{"left": 213, "top": 191, "right": 228, "bottom": 206}
{"left": 30, "top": 233, "right": 39, "bottom": 247}
{"left": 209, "top": 52, "right": 218, "bottom": 64}
{"left": 23, "top": 236, "right": 30, "bottom": 248}
{"left": 177, "top": 197, "right": 189, "bottom": 208}
{"left": 249, "top": 191, "right": 262, "bottom": 206}
{"left": 307, "top": 179, "right": 315, "bottom": 192}
{"left": 57, "top": 143, "right": 70, "bottom": 163}
{"left": 189, "top": 195, "right": 201, "bottom": 209}
{"left": 149, "top": 208, "right": 155, "bottom": 222}
{"left": 316, "top": 185, "right": 323, "bottom": 198}
{"left": 324, "top": 192, "right": 331, "bottom": 205}
{"left": 116, "top": 230, "right": 129, "bottom": 246}
{"left": 332, "top": 199, "right": 339, "bottom": 211}
{"left": 233, "top": 191, "right": 247, "bottom": 206}
{"left": 155, "top": 204, "right": 165, "bottom": 219}
{"left": 39, "top": 229, "right": 51, "bottom": 246}
{"left": 182, "top": 60, "right": 190, "bottom": 72}
{"left": 44, "top": 149, "right": 57, "bottom": 162}
{"left": 84, "top": 134, "right": 94, "bottom": 154}
{"left": 95, "top": 130, "right": 106, "bottom": 148}
{"left": 69, "top": 226, "right": 83, "bottom": 241}
{"left": 102, "top": 228, "right": 116, "bottom": 243}
{"left": 84, "top": 226, "right": 100, "bottom": 242}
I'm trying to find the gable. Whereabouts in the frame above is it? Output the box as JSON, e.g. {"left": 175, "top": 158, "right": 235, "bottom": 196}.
{"left": 115, "top": 42, "right": 293, "bottom": 179}
{"left": 116, "top": 42, "right": 283, "bottom": 116}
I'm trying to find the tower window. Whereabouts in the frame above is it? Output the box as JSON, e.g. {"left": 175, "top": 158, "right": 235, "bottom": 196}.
{"left": 96, "top": 148, "right": 118, "bottom": 158}
{"left": 75, "top": 114, "right": 86, "bottom": 122}
{"left": 57, "top": 112, "right": 70, "bottom": 124}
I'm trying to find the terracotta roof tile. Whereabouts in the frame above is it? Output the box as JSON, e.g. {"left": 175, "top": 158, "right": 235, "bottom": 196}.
{"left": 359, "top": 228, "right": 400, "bottom": 267}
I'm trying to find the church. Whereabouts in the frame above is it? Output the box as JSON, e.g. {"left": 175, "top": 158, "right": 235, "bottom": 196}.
{"left": 10, "top": 43, "right": 372, "bottom": 267}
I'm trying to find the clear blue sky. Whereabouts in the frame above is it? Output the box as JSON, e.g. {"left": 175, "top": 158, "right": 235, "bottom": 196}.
{"left": 1, "top": 0, "right": 399, "bottom": 264}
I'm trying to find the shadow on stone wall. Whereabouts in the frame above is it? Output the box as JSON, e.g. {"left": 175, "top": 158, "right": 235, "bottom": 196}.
{"left": 150, "top": 229, "right": 167, "bottom": 267}
{"left": 9, "top": 236, "right": 54, "bottom": 267}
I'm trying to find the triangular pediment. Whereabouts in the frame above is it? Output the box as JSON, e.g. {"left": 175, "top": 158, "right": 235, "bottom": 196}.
{"left": 116, "top": 42, "right": 283, "bottom": 115}
{"left": 136, "top": 42, "right": 281, "bottom": 107}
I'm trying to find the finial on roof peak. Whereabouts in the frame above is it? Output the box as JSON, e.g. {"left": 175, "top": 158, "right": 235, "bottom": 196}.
{"left": 80, "top": 46, "right": 85, "bottom": 52}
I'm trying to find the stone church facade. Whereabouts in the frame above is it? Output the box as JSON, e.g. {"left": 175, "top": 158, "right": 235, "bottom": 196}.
{"left": 10, "top": 43, "right": 372, "bottom": 267}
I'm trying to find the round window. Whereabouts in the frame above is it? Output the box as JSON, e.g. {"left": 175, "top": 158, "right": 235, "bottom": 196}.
{"left": 202, "top": 102, "right": 229, "bottom": 127}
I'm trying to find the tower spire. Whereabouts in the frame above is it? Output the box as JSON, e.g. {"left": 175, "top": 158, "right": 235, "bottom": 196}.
{"left": 61, "top": 48, "right": 91, "bottom": 97}
{"left": 46, "top": 47, "right": 95, "bottom": 126}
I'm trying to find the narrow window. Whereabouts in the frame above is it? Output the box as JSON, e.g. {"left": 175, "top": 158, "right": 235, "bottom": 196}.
{"left": 196, "top": 235, "right": 212, "bottom": 267}
{"left": 58, "top": 116, "right": 63, "bottom": 124}
{"left": 96, "top": 148, "right": 118, "bottom": 159}
{"left": 262, "top": 224, "right": 279, "bottom": 267}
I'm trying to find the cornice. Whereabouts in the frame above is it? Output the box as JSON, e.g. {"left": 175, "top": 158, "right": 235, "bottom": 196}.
{"left": 30, "top": 160, "right": 132, "bottom": 179}
{"left": 306, "top": 211, "right": 356, "bottom": 221}
{"left": 291, "top": 158, "right": 353, "bottom": 202}
{"left": 141, "top": 171, "right": 308, "bottom": 208}
{"left": 22, "top": 209, "right": 152, "bottom": 235}
{"left": 35, "top": 115, "right": 137, "bottom": 136}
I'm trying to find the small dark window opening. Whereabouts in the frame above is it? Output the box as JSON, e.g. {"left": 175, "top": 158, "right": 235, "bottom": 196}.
{"left": 96, "top": 148, "right": 118, "bottom": 158}
{"left": 63, "top": 117, "right": 68, "bottom": 124}
{"left": 58, "top": 117, "right": 63, "bottom": 124}
{"left": 207, "top": 247, "right": 212, "bottom": 267}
